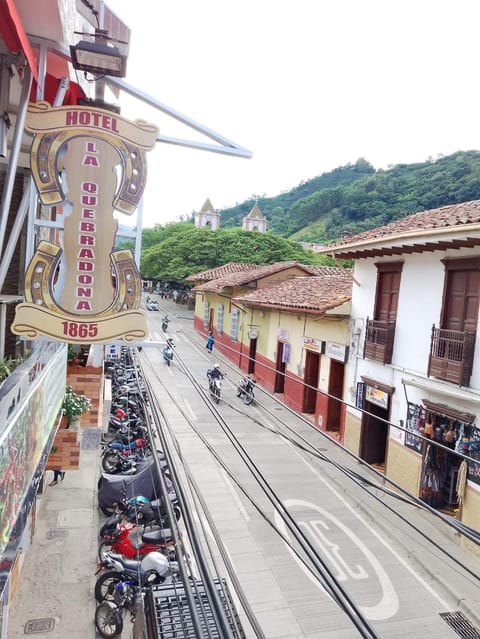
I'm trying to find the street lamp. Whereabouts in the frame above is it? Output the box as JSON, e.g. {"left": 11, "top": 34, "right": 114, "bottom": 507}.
{"left": 70, "top": 30, "right": 127, "bottom": 78}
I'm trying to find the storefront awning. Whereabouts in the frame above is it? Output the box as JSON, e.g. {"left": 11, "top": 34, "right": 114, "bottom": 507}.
{"left": 0, "top": 0, "right": 38, "bottom": 82}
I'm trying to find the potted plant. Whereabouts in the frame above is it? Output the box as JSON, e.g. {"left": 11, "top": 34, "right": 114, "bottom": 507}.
{"left": 61, "top": 385, "right": 91, "bottom": 427}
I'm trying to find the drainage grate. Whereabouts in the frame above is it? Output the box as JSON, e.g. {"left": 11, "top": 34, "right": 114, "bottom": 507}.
{"left": 440, "top": 611, "right": 480, "bottom": 638}
{"left": 46, "top": 528, "right": 68, "bottom": 539}
{"left": 24, "top": 618, "right": 55, "bottom": 634}
{"left": 81, "top": 428, "right": 102, "bottom": 450}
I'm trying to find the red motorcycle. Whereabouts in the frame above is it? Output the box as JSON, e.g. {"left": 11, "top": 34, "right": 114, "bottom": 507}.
{"left": 98, "top": 522, "right": 174, "bottom": 561}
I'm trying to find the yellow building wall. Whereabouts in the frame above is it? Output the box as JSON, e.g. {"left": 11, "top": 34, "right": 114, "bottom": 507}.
{"left": 386, "top": 439, "right": 423, "bottom": 496}
{"left": 460, "top": 485, "right": 480, "bottom": 546}
{"left": 344, "top": 409, "right": 362, "bottom": 454}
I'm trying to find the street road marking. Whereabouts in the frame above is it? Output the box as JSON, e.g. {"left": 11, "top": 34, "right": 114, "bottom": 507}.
{"left": 287, "top": 441, "right": 450, "bottom": 613}
{"left": 221, "top": 468, "right": 251, "bottom": 521}
{"left": 275, "top": 499, "right": 399, "bottom": 620}
{"left": 183, "top": 399, "right": 197, "bottom": 421}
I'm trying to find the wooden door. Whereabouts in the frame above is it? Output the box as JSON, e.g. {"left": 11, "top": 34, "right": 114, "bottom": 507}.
{"left": 326, "top": 359, "right": 344, "bottom": 431}
{"left": 442, "top": 269, "right": 480, "bottom": 332}
{"left": 274, "top": 342, "right": 286, "bottom": 393}
{"left": 302, "top": 350, "right": 319, "bottom": 413}
{"left": 375, "top": 270, "right": 401, "bottom": 321}
{"left": 248, "top": 338, "right": 257, "bottom": 375}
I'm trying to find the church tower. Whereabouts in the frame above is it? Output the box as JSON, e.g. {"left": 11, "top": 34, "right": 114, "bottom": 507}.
{"left": 242, "top": 201, "right": 267, "bottom": 232}
{"left": 194, "top": 198, "right": 221, "bottom": 230}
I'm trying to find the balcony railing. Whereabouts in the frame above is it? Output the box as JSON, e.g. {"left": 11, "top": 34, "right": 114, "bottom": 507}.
{"left": 428, "top": 325, "right": 476, "bottom": 387}
{"left": 364, "top": 318, "right": 396, "bottom": 364}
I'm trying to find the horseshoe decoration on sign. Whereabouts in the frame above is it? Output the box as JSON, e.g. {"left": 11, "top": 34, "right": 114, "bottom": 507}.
{"left": 12, "top": 102, "right": 158, "bottom": 344}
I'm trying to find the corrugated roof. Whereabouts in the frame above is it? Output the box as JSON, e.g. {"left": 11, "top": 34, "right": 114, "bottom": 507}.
{"left": 186, "top": 262, "right": 258, "bottom": 282}
{"left": 319, "top": 199, "right": 480, "bottom": 253}
{"left": 193, "top": 262, "right": 317, "bottom": 293}
{"left": 232, "top": 272, "right": 352, "bottom": 314}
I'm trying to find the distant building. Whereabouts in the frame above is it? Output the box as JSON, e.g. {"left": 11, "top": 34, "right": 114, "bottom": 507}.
{"left": 242, "top": 202, "right": 267, "bottom": 232}
{"left": 195, "top": 198, "right": 221, "bottom": 230}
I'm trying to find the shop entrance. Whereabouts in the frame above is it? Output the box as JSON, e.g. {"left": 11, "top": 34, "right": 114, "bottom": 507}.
{"left": 326, "top": 360, "right": 344, "bottom": 432}
{"left": 360, "top": 401, "right": 389, "bottom": 465}
{"left": 302, "top": 350, "right": 320, "bottom": 413}
{"left": 248, "top": 337, "right": 257, "bottom": 375}
{"left": 274, "top": 342, "right": 286, "bottom": 393}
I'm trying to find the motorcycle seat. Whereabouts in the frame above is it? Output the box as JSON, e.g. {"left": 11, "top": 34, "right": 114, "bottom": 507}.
{"left": 142, "top": 527, "right": 172, "bottom": 544}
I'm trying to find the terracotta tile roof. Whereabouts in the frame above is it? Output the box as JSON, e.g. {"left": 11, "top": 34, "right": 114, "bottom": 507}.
{"left": 185, "top": 262, "right": 258, "bottom": 282}
{"left": 318, "top": 199, "right": 480, "bottom": 254}
{"left": 232, "top": 270, "right": 353, "bottom": 314}
{"left": 193, "top": 262, "right": 317, "bottom": 293}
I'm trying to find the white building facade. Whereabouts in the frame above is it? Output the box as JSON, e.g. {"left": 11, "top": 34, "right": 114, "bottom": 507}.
{"left": 317, "top": 200, "right": 480, "bottom": 533}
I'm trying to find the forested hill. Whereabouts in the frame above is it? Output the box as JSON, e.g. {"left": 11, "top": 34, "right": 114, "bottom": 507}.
{"left": 219, "top": 151, "right": 480, "bottom": 243}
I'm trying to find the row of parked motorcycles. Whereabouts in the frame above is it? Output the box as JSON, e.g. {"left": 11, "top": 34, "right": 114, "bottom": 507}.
{"left": 95, "top": 350, "right": 183, "bottom": 638}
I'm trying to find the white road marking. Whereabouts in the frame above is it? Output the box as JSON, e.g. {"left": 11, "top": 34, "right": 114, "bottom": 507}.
{"left": 287, "top": 440, "right": 450, "bottom": 612}
{"left": 183, "top": 399, "right": 197, "bottom": 422}
{"left": 221, "top": 468, "right": 250, "bottom": 522}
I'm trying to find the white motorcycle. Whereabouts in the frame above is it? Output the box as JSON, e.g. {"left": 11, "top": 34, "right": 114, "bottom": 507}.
{"left": 207, "top": 368, "right": 225, "bottom": 404}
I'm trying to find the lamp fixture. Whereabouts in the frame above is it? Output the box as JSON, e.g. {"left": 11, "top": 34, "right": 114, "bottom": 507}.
{"left": 70, "top": 30, "right": 127, "bottom": 78}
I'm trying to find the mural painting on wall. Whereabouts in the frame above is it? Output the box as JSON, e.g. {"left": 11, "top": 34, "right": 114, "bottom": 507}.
{"left": 12, "top": 102, "right": 158, "bottom": 343}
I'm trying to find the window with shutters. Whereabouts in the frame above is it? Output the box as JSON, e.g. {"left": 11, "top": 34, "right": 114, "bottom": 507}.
{"left": 203, "top": 302, "right": 210, "bottom": 329}
{"left": 231, "top": 308, "right": 240, "bottom": 342}
{"left": 364, "top": 262, "right": 402, "bottom": 365}
{"left": 428, "top": 258, "right": 479, "bottom": 386}
{"left": 217, "top": 304, "right": 224, "bottom": 334}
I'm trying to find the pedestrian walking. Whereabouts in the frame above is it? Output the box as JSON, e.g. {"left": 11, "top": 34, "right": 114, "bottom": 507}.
{"left": 49, "top": 469, "right": 65, "bottom": 486}
{"left": 206, "top": 331, "right": 214, "bottom": 352}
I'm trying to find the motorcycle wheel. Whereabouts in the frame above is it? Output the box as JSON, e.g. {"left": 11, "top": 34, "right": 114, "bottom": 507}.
{"left": 167, "top": 358, "right": 170, "bottom": 366}
{"left": 98, "top": 540, "right": 114, "bottom": 562}
{"left": 214, "top": 388, "right": 220, "bottom": 404}
{"left": 102, "top": 452, "right": 121, "bottom": 473}
{"left": 95, "top": 600, "right": 123, "bottom": 638}
{"left": 243, "top": 392, "right": 254, "bottom": 405}
{"left": 95, "top": 570, "right": 125, "bottom": 603}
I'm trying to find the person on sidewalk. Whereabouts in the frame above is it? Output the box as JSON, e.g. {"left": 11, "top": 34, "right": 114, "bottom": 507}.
{"left": 206, "top": 331, "right": 214, "bottom": 352}
{"left": 49, "top": 469, "right": 65, "bottom": 486}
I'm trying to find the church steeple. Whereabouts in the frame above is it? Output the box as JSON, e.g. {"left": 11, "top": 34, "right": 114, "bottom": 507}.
{"left": 195, "top": 198, "right": 221, "bottom": 230}
{"left": 242, "top": 201, "right": 267, "bottom": 232}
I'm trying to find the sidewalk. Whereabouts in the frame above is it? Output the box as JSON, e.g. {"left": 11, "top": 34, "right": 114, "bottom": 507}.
{"left": 8, "top": 441, "right": 101, "bottom": 639}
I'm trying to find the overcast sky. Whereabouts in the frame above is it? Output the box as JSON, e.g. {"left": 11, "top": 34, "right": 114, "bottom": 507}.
{"left": 110, "top": 0, "right": 480, "bottom": 229}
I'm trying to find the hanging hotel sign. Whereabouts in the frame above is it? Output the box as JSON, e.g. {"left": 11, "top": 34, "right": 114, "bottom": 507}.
{"left": 12, "top": 102, "right": 158, "bottom": 343}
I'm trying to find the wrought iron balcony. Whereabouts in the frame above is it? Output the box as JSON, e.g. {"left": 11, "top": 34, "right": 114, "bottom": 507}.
{"left": 364, "top": 318, "right": 396, "bottom": 365}
{"left": 428, "top": 325, "right": 476, "bottom": 387}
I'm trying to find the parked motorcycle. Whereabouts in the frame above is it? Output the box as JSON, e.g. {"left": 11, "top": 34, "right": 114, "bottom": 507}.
{"left": 161, "top": 315, "right": 170, "bottom": 332}
{"left": 237, "top": 375, "right": 256, "bottom": 405}
{"left": 101, "top": 438, "right": 150, "bottom": 473}
{"left": 94, "top": 579, "right": 140, "bottom": 638}
{"left": 99, "top": 495, "right": 180, "bottom": 539}
{"left": 98, "top": 522, "right": 174, "bottom": 562}
{"left": 162, "top": 339, "right": 174, "bottom": 366}
{"left": 94, "top": 550, "right": 179, "bottom": 602}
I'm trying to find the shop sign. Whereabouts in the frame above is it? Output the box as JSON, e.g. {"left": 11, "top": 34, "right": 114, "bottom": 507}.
{"left": 12, "top": 102, "right": 158, "bottom": 344}
{"left": 248, "top": 328, "right": 259, "bottom": 339}
{"left": 326, "top": 341, "right": 348, "bottom": 362}
{"left": 303, "top": 337, "right": 324, "bottom": 353}
{"left": 365, "top": 384, "right": 389, "bottom": 410}
{"left": 355, "top": 382, "right": 365, "bottom": 409}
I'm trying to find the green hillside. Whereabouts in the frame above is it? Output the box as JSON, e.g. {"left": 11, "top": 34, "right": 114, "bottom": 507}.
{"left": 220, "top": 151, "right": 480, "bottom": 243}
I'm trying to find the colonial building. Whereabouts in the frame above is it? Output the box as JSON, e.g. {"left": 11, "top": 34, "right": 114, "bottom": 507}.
{"left": 242, "top": 201, "right": 267, "bottom": 232}
{"left": 315, "top": 199, "right": 480, "bottom": 531}
{"left": 190, "top": 261, "right": 352, "bottom": 433}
